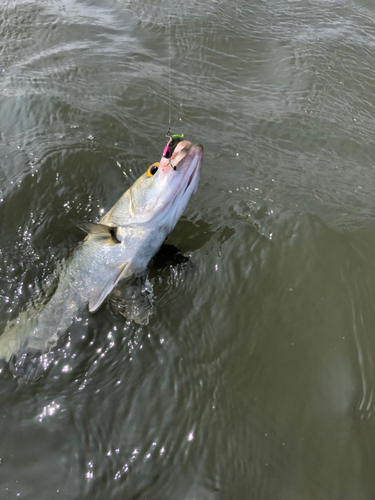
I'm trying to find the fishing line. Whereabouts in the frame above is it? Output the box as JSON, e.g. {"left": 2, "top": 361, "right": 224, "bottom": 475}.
{"left": 167, "top": 0, "right": 172, "bottom": 138}
{"left": 163, "top": 0, "right": 183, "bottom": 171}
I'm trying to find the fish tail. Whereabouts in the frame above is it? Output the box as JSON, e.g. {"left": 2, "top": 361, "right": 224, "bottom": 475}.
{"left": 0, "top": 310, "right": 53, "bottom": 382}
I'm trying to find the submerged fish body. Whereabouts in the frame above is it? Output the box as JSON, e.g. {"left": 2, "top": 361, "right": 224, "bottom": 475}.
{"left": 0, "top": 140, "right": 203, "bottom": 379}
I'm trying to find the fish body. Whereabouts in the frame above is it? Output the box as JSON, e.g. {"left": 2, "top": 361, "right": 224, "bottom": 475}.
{"left": 0, "top": 140, "right": 203, "bottom": 379}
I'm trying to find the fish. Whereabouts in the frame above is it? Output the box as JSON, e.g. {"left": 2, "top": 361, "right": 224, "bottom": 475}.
{"left": 0, "top": 139, "right": 203, "bottom": 381}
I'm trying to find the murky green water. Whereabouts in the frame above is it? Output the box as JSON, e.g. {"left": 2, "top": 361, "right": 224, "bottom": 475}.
{"left": 2, "top": 0, "right": 375, "bottom": 498}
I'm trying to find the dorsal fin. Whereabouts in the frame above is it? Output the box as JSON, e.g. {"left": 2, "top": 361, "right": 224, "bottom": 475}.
{"left": 72, "top": 220, "right": 120, "bottom": 245}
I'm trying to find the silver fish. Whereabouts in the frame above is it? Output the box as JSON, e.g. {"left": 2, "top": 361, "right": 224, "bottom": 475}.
{"left": 0, "top": 140, "right": 203, "bottom": 380}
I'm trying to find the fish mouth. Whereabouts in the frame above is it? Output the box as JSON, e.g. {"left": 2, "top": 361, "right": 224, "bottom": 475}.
{"left": 174, "top": 143, "right": 203, "bottom": 189}
{"left": 144, "top": 142, "right": 203, "bottom": 225}
{"left": 158, "top": 141, "right": 203, "bottom": 192}
{"left": 131, "top": 141, "right": 203, "bottom": 227}
{"left": 186, "top": 168, "right": 196, "bottom": 189}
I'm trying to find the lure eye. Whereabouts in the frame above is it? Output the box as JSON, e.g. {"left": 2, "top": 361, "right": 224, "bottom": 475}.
{"left": 147, "top": 162, "right": 159, "bottom": 177}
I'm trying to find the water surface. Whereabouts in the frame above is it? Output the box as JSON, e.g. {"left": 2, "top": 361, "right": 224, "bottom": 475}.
{"left": 1, "top": 0, "right": 375, "bottom": 498}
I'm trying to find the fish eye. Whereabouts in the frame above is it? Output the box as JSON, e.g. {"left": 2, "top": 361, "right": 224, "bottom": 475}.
{"left": 147, "top": 162, "right": 159, "bottom": 177}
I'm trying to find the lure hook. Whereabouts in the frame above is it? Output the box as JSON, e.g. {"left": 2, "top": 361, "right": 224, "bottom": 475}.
{"left": 162, "top": 132, "right": 184, "bottom": 161}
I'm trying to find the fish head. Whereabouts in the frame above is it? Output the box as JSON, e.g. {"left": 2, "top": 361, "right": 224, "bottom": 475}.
{"left": 129, "top": 140, "right": 203, "bottom": 230}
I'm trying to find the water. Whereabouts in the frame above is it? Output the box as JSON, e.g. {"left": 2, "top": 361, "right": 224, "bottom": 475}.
{"left": 1, "top": 0, "right": 375, "bottom": 498}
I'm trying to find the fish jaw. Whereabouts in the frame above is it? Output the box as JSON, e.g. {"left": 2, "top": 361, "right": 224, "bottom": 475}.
{"left": 143, "top": 142, "right": 203, "bottom": 231}
{"left": 123, "top": 142, "right": 203, "bottom": 230}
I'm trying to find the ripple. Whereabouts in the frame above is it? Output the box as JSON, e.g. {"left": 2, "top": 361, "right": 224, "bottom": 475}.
{"left": 2, "top": 0, "right": 375, "bottom": 497}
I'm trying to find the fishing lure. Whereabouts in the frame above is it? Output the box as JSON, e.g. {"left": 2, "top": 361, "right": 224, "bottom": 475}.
{"left": 163, "top": 133, "right": 184, "bottom": 159}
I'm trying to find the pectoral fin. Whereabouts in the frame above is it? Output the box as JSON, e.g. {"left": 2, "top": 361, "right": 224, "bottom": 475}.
{"left": 88, "top": 262, "right": 132, "bottom": 313}
{"left": 72, "top": 220, "right": 120, "bottom": 245}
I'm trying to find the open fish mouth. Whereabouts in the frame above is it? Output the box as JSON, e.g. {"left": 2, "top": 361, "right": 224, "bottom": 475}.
{"left": 163, "top": 142, "right": 203, "bottom": 203}
{"left": 159, "top": 141, "right": 203, "bottom": 175}
{"left": 182, "top": 145, "right": 202, "bottom": 195}
{"left": 136, "top": 142, "right": 203, "bottom": 226}
{"left": 170, "top": 143, "right": 203, "bottom": 188}
{"left": 187, "top": 147, "right": 202, "bottom": 183}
